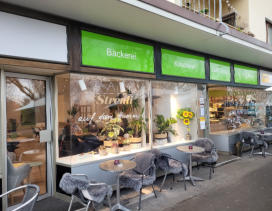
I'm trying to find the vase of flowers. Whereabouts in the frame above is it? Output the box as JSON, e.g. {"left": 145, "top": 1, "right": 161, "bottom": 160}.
{"left": 176, "top": 108, "right": 195, "bottom": 140}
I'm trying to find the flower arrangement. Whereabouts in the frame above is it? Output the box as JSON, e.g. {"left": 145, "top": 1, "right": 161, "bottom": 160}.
{"left": 176, "top": 108, "right": 195, "bottom": 140}
{"left": 101, "top": 118, "right": 124, "bottom": 140}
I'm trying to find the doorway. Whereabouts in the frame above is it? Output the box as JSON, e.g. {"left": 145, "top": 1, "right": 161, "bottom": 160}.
{"left": 5, "top": 72, "right": 52, "bottom": 204}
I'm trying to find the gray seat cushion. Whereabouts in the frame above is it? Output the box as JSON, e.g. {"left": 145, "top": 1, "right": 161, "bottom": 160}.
{"left": 120, "top": 169, "right": 156, "bottom": 192}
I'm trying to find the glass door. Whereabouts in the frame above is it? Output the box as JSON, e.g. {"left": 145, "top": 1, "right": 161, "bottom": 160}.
{"left": 5, "top": 73, "right": 52, "bottom": 204}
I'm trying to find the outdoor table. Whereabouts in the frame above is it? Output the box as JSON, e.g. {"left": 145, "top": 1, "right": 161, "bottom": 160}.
{"left": 99, "top": 159, "right": 136, "bottom": 211}
{"left": 176, "top": 145, "right": 205, "bottom": 186}
{"left": 253, "top": 132, "right": 272, "bottom": 157}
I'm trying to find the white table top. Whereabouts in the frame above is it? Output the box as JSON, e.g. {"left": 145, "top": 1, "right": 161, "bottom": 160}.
{"left": 176, "top": 145, "right": 205, "bottom": 154}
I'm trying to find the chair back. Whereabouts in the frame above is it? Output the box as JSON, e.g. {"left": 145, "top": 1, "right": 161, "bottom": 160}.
{"left": 240, "top": 131, "right": 257, "bottom": 144}
{"left": 151, "top": 149, "right": 170, "bottom": 171}
{"left": 19, "top": 184, "right": 40, "bottom": 211}
{"left": 59, "top": 173, "right": 89, "bottom": 195}
{"left": 134, "top": 152, "right": 155, "bottom": 175}
{"left": 194, "top": 138, "right": 215, "bottom": 153}
{"left": 0, "top": 184, "right": 39, "bottom": 211}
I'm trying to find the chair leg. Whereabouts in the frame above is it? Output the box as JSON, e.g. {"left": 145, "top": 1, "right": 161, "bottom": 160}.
{"left": 182, "top": 172, "right": 187, "bottom": 191}
{"left": 160, "top": 171, "right": 168, "bottom": 192}
{"left": 240, "top": 142, "right": 244, "bottom": 156}
{"left": 151, "top": 184, "right": 157, "bottom": 198}
{"left": 68, "top": 195, "right": 74, "bottom": 211}
{"left": 250, "top": 145, "right": 254, "bottom": 157}
{"left": 170, "top": 174, "right": 175, "bottom": 190}
{"left": 209, "top": 165, "right": 212, "bottom": 180}
{"left": 107, "top": 194, "right": 112, "bottom": 210}
{"left": 85, "top": 200, "right": 91, "bottom": 211}
{"left": 138, "top": 188, "right": 142, "bottom": 211}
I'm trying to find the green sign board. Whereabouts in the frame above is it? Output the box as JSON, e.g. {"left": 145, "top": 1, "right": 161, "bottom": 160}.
{"left": 161, "top": 48, "right": 205, "bottom": 79}
{"left": 210, "top": 59, "right": 231, "bottom": 82}
{"left": 81, "top": 30, "right": 154, "bottom": 73}
{"left": 234, "top": 64, "right": 258, "bottom": 85}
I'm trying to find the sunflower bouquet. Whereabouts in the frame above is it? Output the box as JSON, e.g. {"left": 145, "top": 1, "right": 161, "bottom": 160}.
{"left": 176, "top": 108, "right": 195, "bottom": 140}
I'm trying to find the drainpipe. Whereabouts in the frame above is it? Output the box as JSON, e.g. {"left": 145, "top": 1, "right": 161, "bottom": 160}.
{"left": 218, "top": 0, "right": 229, "bottom": 36}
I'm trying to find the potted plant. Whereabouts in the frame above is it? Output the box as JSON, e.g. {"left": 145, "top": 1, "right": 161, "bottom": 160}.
{"left": 176, "top": 108, "right": 195, "bottom": 140}
{"left": 154, "top": 114, "right": 177, "bottom": 142}
{"left": 128, "top": 108, "right": 147, "bottom": 148}
{"left": 101, "top": 118, "right": 124, "bottom": 153}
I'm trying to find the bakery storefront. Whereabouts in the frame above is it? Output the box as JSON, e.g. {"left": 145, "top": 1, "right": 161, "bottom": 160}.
{"left": 1, "top": 7, "right": 272, "bottom": 207}
{"left": 55, "top": 30, "right": 208, "bottom": 187}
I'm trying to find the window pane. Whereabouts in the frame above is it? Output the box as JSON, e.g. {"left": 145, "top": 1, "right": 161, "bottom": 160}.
{"left": 57, "top": 74, "right": 150, "bottom": 163}
{"left": 152, "top": 81, "right": 200, "bottom": 145}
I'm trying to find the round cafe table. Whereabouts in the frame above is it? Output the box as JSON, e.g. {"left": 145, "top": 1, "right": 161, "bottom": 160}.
{"left": 176, "top": 145, "right": 205, "bottom": 186}
{"left": 99, "top": 159, "right": 136, "bottom": 211}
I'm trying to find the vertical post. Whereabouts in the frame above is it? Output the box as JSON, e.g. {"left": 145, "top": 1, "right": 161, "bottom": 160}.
{"left": 189, "top": 0, "right": 191, "bottom": 9}
{"left": 219, "top": 0, "right": 222, "bottom": 21}
{"left": 198, "top": 0, "right": 200, "bottom": 12}
{"left": 208, "top": 0, "right": 211, "bottom": 17}
{"left": 203, "top": 0, "right": 205, "bottom": 13}
{"left": 194, "top": 0, "right": 195, "bottom": 11}
{"left": 180, "top": 0, "right": 183, "bottom": 7}
{"left": 0, "top": 66, "right": 7, "bottom": 211}
{"left": 214, "top": 0, "right": 216, "bottom": 20}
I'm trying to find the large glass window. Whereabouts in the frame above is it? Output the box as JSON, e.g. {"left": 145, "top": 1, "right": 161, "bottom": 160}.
{"left": 57, "top": 74, "right": 150, "bottom": 163}
{"left": 209, "top": 86, "right": 272, "bottom": 134}
{"left": 151, "top": 81, "right": 205, "bottom": 146}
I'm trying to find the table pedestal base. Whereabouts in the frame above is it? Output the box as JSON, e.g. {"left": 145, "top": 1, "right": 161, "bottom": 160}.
{"left": 184, "top": 176, "right": 204, "bottom": 186}
{"left": 112, "top": 203, "right": 131, "bottom": 211}
{"left": 254, "top": 152, "right": 272, "bottom": 157}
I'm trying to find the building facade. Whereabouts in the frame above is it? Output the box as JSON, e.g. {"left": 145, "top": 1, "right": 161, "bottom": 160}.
{"left": 1, "top": 0, "right": 272, "bottom": 209}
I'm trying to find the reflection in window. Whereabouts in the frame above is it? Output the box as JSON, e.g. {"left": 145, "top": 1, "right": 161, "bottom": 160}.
{"left": 6, "top": 77, "right": 47, "bottom": 199}
{"left": 57, "top": 74, "right": 150, "bottom": 158}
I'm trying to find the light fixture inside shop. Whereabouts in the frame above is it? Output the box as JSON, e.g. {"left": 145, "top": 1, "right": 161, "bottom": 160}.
{"left": 119, "top": 81, "right": 126, "bottom": 93}
{"left": 265, "top": 87, "right": 272, "bottom": 91}
{"left": 78, "top": 79, "right": 87, "bottom": 91}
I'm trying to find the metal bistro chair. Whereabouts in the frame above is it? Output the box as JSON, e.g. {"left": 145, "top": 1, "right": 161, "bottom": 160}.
{"left": 119, "top": 152, "right": 157, "bottom": 210}
{"left": 240, "top": 131, "right": 268, "bottom": 157}
{"left": 59, "top": 173, "right": 112, "bottom": 211}
{"left": 0, "top": 184, "right": 40, "bottom": 211}
{"left": 192, "top": 138, "right": 219, "bottom": 180}
{"left": 151, "top": 149, "right": 188, "bottom": 192}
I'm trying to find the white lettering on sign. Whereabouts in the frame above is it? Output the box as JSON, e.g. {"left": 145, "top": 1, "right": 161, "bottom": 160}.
{"left": 98, "top": 113, "right": 113, "bottom": 120}
{"left": 106, "top": 48, "right": 136, "bottom": 60}
{"left": 174, "top": 61, "right": 195, "bottom": 69}
{"left": 78, "top": 113, "right": 96, "bottom": 122}
{"left": 95, "top": 95, "right": 133, "bottom": 105}
{"left": 118, "top": 112, "right": 139, "bottom": 119}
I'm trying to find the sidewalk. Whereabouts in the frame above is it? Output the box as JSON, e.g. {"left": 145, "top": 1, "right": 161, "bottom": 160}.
{"left": 34, "top": 148, "right": 272, "bottom": 211}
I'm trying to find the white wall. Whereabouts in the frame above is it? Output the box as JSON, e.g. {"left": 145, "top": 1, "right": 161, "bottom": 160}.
{"left": 248, "top": 0, "right": 272, "bottom": 43}
{"left": 0, "top": 12, "right": 68, "bottom": 62}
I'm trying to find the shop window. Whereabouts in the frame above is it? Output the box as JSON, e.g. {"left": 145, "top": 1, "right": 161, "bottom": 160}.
{"left": 208, "top": 86, "right": 272, "bottom": 134}
{"left": 151, "top": 81, "right": 202, "bottom": 146}
{"left": 56, "top": 74, "right": 150, "bottom": 162}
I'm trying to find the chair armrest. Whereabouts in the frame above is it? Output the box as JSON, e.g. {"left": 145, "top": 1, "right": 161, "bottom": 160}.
{"left": 0, "top": 185, "right": 28, "bottom": 198}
